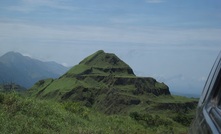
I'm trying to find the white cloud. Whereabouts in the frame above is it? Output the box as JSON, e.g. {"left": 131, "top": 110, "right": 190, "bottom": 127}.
{"left": 7, "top": 6, "right": 33, "bottom": 13}
{"left": 0, "top": 21, "right": 220, "bottom": 47}
{"left": 6, "top": 0, "right": 75, "bottom": 13}
{"left": 21, "top": 53, "right": 33, "bottom": 58}
{"left": 61, "top": 62, "right": 69, "bottom": 67}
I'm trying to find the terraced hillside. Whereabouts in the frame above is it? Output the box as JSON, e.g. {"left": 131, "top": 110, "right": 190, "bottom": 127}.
{"left": 28, "top": 50, "right": 198, "bottom": 133}
{"left": 30, "top": 50, "right": 171, "bottom": 111}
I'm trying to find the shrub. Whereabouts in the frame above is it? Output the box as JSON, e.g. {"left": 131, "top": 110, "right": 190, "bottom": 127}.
{"left": 129, "top": 112, "right": 172, "bottom": 127}
{"left": 0, "top": 93, "right": 4, "bottom": 103}
{"left": 2, "top": 93, "right": 22, "bottom": 115}
{"left": 62, "top": 102, "right": 90, "bottom": 119}
{"left": 173, "top": 112, "right": 192, "bottom": 126}
{"left": 37, "top": 80, "right": 45, "bottom": 86}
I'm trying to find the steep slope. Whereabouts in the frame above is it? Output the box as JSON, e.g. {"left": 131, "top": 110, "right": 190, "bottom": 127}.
{"left": 30, "top": 50, "right": 172, "bottom": 113}
{"left": 64, "top": 50, "right": 135, "bottom": 77}
{"left": 0, "top": 51, "right": 69, "bottom": 88}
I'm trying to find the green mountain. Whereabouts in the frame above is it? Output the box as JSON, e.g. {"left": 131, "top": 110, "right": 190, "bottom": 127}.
{"left": 0, "top": 51, "right": 69, "bottom": 88}
{"left": 1, "top": 50, "right": 198, "bottom": 133}
{"left": 30, "top": 50, "right": 196, "bottom": 115}
{"left": 64, "top": 50, "right": 135, "bottom": 77}
{"left": 30, "top": 50, "right": 170, "bottom": 104}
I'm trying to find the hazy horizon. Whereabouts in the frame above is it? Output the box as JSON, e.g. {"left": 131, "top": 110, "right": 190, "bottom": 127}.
{"left": 0, "top": 0, "right": 221, "bottom": 96}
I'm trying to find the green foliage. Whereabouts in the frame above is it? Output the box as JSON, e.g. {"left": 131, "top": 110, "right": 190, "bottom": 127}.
{"left": 0, "top": 93, "right": 4, "bottom": 103}
{"left": 79, "top": 50, "right": 130, "bottom": 68}
{"left": 63, "top": 50, "right": 135, "bottom": 77}
{"left": 0, "top": 92, "right": 76, "bottom": 133}
{"left": 173, "top": 112, "right": 193, "bottom": 126}
{"left": 62, "top": 102, "right": 90, "bottom": 119}
{"left": 0, "top": 92, "right": 193, "bottom": 134}
{"left": 153, "top": 95, "right": 198, "bottom": 103}
{"left": 37, "top": 79, "right": 45, "bottom": 86}
{"left": 0, "top": 92, "right": 150, "bottom": 133}
{"left": 130, "top": 112, "right": 172, "bottom": 127}
{"left": 129, "top": 112, "right": 175, "bottom": 133}
{"left": 64, "top": 64, "right": 91, "bottom": 76}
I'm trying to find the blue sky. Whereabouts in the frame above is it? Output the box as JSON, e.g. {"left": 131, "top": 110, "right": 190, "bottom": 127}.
{"left": 0, "top": 0, "right": 221, "bottom": 96}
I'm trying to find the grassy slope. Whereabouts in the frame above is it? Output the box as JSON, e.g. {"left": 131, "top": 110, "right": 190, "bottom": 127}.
{"left": 79, "top": 50, "right": 130, "bottom": 68}
{"left": 0, "top": 92, "right": 192, "bottom": 134}
{"left": 64, "top": 50, "right": 135, "bottom": 77}
{"left": 30, "top": 75, "right": 168, "bottom": 98}
{"left": 28, "top": 76, "right": 197, "bottom": 133}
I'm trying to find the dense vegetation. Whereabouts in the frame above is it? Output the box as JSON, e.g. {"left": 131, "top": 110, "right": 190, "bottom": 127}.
{"left": 0, "top": 92, "right": 197, "bottom": 134}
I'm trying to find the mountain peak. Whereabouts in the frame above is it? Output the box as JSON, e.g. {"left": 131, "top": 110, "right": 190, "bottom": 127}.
{"left": 65, "top": 50, "right": 135, "bottom": 76}
{"left": 79, "top": 50, "right": 130, "bottom": 68}
{"left": 4, "top": 51, "right": 21, "bottom": 55}
{"left": 2, "top": 51, "right": 23, "bottom": 58}
{"left": 0, "top": 51, "right": 68, "bottom": 88}
{"left": 0, "top": 51, "right": 25, "bottom": 64}
{"left": 79, "top": 50, "right": 105, "bottom": 65}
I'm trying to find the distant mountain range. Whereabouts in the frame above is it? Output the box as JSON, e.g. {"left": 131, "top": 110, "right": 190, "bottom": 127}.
{"left": 0, "top": 51, "right": 69, "bottom": 88}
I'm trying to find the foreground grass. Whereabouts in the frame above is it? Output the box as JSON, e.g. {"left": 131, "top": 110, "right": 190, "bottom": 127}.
{"left": 0, "top": 92, "right": 190, "bottom": 134}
